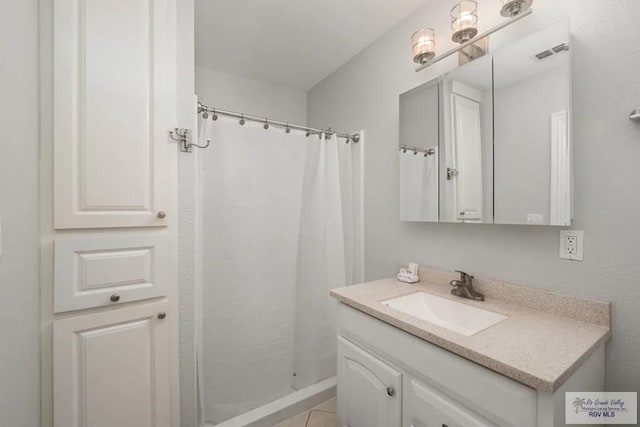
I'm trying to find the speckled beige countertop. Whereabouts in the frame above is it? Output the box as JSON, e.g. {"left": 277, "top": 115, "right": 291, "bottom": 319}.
{"left": 330, "top": 266, "right": 611, "bottom": 393}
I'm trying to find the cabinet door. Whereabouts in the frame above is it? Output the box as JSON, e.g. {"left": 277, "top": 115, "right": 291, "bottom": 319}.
{"left": 53, "top": 0, "right": 173, "bottom": 229}
{"left": 404, "top": 375, "right": 499, "bottom": 427}
{"left": 54, "top": 300, "right": 171, "bottom": 427}
{"left": 337, "top": 336, "right": 401, "bottom": 427}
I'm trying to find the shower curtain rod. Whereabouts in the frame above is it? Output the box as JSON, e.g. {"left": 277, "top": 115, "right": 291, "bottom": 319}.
{"left": 197, "top": 101, "right": 360, "bottom": 143}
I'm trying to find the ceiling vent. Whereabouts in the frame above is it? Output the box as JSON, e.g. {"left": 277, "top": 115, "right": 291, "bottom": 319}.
{"left": 534, "top": 42, "right": 569, "bottom": 61}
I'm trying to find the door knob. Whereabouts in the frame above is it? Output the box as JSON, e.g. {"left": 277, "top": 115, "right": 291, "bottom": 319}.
{"left": 157, "top": 211, "right": 167, "bottom": 219}
{"left": 110, "top": 294, "right": 120, "bottom": 302}
{"left": 386, "top": 386, "right": 395, "bottom": 397}
{"left": 157, "top": 312, "right": 167, "bottom": 319}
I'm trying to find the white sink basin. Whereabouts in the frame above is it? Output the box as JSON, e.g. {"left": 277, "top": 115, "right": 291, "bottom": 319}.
{"left": 381, "top": 292, "right": 507, "bottom": 336}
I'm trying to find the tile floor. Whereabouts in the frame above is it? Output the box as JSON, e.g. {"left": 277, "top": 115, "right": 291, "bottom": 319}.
{"left": 274, "top": 398, "right": 336, "bottom": 427}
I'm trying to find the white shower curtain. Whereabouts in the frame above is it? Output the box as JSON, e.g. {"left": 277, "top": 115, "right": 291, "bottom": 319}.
{"left": 399, "top": 148, "right": 438, "bottom": 222}
{"left": 198, "top": 115, "right": 356, "bottom": 423}
{"left": 292, "top": 133, "right": 355, "bottom": 389}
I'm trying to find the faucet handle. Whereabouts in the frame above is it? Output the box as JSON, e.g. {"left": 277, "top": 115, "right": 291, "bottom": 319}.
{"left": 455, "top": 270, "right": 474, "bottom": 281}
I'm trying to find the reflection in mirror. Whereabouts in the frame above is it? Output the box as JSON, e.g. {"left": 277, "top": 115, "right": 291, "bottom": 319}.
{"left": 493, "top": 20, "right": 571, "bottom": 225}
{"left": 439, "top": 54, "right": 493, "bottom": 223}
{"left": 399, "top": 80, "right": 439, "bottom": 222}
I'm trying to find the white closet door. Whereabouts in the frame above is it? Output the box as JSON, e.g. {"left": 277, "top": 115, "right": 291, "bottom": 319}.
{"left": 53, "top": 0, "right": 172, "bottom": 229}
{"left": 451, "top": 93, "right": 483, "bottom": 221}
{"left": 54, "top": 300, "right": 171, "bottom": 427}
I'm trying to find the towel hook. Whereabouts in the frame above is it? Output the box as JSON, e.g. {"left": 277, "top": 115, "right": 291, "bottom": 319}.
{"left": 169, "top": 128, "right": 211, "bottom": 152}
{"left": 190, "top": 138, "right": 211, "bottom": 150}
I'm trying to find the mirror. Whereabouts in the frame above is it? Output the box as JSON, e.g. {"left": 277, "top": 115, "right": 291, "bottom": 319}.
{"left": 493, "top": 20, "right": 571, "bottom": 225}
{"left": 398, "top": 20, "right": 571, "bottom": 226}
{"left": 439, "top": 54, "right": 493, "bottom": 223}
{"left": 399, "top": 80, "right": 439, "bottom": 222}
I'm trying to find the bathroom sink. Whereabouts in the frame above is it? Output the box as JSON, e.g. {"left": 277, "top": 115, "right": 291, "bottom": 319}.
{"left": 381, "top": 292, "right": 507, "bottom": 336}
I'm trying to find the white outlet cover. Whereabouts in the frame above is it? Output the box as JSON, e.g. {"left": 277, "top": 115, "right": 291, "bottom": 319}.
{"left": 559, "top": 230, "right": 584, "bottom": 261}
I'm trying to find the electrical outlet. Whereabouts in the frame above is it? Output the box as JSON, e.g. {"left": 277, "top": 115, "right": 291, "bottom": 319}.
{"left": 559, "top": 230, "right": 584, "bottom": 261}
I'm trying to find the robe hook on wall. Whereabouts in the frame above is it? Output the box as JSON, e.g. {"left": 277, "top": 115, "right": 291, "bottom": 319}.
{"left": 169, "top": 128, "right": 211, "bottom": 153}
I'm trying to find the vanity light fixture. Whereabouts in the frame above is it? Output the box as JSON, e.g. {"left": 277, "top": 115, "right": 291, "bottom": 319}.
{"left": 412, "top": 0, "right": 533, "bottom": 71}
{"left": 500, "top": 0, "right": 533, "bottom": 17}
{"left": 411, "top": 28, "right": 436, "bottom": 64}
{"left": 451, "top": 1, "right": 478, "bottom": 43}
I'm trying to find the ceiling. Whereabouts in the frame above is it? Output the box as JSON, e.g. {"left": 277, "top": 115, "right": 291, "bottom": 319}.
{"left": 195, "top": 0, "right": 429, "bottom": 91}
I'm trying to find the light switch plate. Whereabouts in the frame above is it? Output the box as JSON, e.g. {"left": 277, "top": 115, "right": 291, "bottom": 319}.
{"left": 559, "top": 230, "right": 583, "bottom": 261}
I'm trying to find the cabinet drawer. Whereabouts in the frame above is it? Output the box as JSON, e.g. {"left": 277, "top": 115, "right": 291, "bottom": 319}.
{"left": 404, "top": 375, "right": 498, "bottom": 427}
{"left": 54, "top": 235, "right": 169, "bottom": 313}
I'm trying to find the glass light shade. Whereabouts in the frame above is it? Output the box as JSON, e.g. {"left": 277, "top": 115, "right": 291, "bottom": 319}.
{"left": 500, "top": 0, "right": 533, "bottom": 17}
{"left": 451, "top": 1, "right": 478, "bottom": 44}
{"left": 411, "top": 28, "right": 436, "bottom": 64}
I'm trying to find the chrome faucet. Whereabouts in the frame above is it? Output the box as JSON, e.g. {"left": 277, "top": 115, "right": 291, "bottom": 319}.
{"left": 450, "top": 270, "right": 484, "bottom": 301}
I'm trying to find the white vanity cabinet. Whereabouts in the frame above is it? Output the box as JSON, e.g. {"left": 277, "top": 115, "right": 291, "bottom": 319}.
{"left": 403, "top": 374, "right": 498, "bottom": 427}
{"left": 337, "top": 336, "right": 402, "bottom": 427}
{"left": 336, "top": 303, "right": 605, "bottom": 427}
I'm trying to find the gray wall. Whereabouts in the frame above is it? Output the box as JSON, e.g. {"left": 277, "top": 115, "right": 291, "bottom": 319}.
{"left": 307, "top": 0, "right": 640, "bottom": 392}
{"left": 0, "top": 0, "right": 41, "bottom": 425}
{"left": 196, "top": 66, "right": 307, "bottom": 124}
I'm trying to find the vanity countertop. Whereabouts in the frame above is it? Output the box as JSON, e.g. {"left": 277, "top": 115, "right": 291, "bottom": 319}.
{"left": 330, "top": 267, "right": 610, "bottom": 393}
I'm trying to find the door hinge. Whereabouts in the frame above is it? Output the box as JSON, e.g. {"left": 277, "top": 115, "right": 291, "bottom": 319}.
{"left": 447, "top": 167, "right": 459, "bottom": 180}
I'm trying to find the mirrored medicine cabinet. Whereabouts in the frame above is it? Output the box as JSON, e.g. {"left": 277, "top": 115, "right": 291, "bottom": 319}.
{"left": 399, "top": 19, "right": 572, "bottom": 226}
